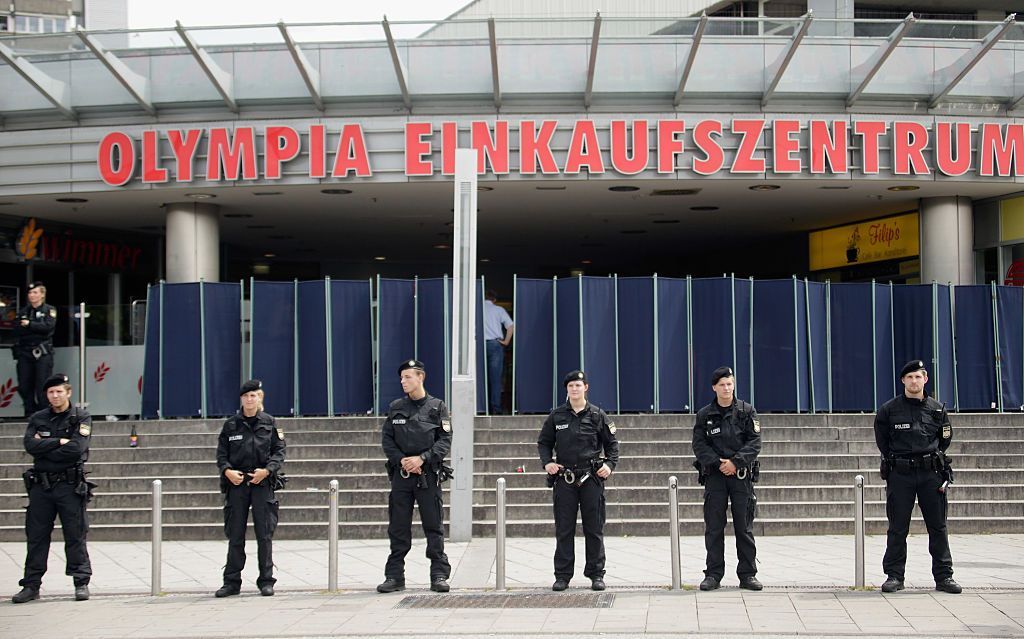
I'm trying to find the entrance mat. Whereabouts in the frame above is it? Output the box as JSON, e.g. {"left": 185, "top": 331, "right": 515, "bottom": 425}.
{"left": 395, "top": 592, "right": 615, "bottom": 609}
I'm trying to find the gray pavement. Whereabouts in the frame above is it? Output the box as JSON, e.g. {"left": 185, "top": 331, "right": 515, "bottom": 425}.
{"left": 1, "top": 534, "right": 1023, "bottom": 637}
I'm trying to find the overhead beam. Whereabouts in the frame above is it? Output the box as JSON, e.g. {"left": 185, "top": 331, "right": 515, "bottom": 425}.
{"left": 488, "top": 18, "right": 501, "bottom": 109}
{"left": 382, "top": 16, "right": 412, "bottom": 111}
{"left": 673, "top": 12, "right": 708, "bottom": 107}
{"left": 583, "top": 11, "right": 602, "bottom": 109}
{"left": 761, "top": 11, "right": 813, "bottom": 107}
{"left": 1010, "top": 92, "right": 1024, "bottom": 113}
{"left": 278, "top": 21, "right": 324, "bottom": 111}
{"left": 76, "top": 28, "right": 156, "bottom": 116}
{"left": 0, "top": 40, "right": 76, "bottom": 119}
{"left": 175, "top": 21, "right": 238, "bottom": 113}
{"left": 929, "top": 13, "right": 1016, "bottom": 110}
{"left": 847, "top": 13, "right": 916, "bottom": 107}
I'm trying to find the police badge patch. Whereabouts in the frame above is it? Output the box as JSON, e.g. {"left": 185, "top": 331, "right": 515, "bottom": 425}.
{"left": 79, "top": 422, "right": 91, "bottom": 436}
{"left": 441, "top": 419, "right": 451, "bottom": 433}
{"left": 752, "top": 419, "right": 761, "bottom": 433}
{"left": 49, "top": 308, "right": 57, "bottom": 318}
{"left": 942, "top": 424, "right": 951, "bottom": 439}
{"left": 607, "top": 421, "right": 617, "bottom": 434}
{"left": 277, "top": 428, "right": 285, "bottom": 440}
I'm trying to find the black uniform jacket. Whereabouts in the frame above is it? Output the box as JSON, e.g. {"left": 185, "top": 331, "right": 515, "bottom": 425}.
{"left": 874, "top": 394, "right": 951, "bottom": 458}
{"left": 217, "top": 411, "right": 286, "bottom": 475}
{"left": 13, "top": 303, "right": 56, "bottom": 353}
{"left": 692, "top": 399, "right": 761, "bottom": 473}
{"left": 23, "top": 406, "right": 92, "bottom": 473}
{"left": 382, "top": 394, "right": 452, "bottom": 467}
{"left": 537, "top": 402, "right": 620, "bottom": 471}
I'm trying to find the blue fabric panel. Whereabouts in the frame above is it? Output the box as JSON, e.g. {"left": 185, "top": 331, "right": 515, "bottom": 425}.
{"left": 806, "top": 281, "right": 830, "bottom": 412}
{"left": 875, "top": 284, "right": 897, "bottom": 403}
{"left": 752, "top": 280, "right": 798, "bottom": 412}
{"left": 581, "top": 277, "right": 617, "bottom": 411}
{"left": 141, "top": 285, "right": 161, "bottom": 419}
{"left": 513, "top": 278, "right": 554, "bottom": 414}
{"left": 692, "top": 278, "right": 738, "bottom": 406}
{"left": 476, "top": 279, "right": 486, "bottom": 414}
{"left": 617, "top": 277, "right": 654, "bottom": 412}
{"left": 161, "top": 283, "right": 202, "bottom": 418}
{"left": 296, "top": 281, "right": 329, "bottom": 416}
{"left": 556, "top": 277, "right": 582, "bottom": 382}
{"left": 795, "top": 280, "right": 809, "bottom": 413}
{"left": 732, "top": 278, "right": 753, "bottom": 405}
{"left": 251, "top": 281, "right": 295, "bottom": 416}
{"left": 417, "top": 278, "right": 447, "bottom": 404}
{"left": 934, "top": 285, "right": 956, "bottom": 406}
{"left": 378, "top": 279, "right": 415, "bottom": 411}
{"left": 657, "top": 277, "right": 690, "bottom": 412}
{"left": 330, "top": 280, "right": 373, "bottom": 415}
{"left": 893, "top": 285, "right": 936, "bottom": 397}
{"left": 954, "top": 286, "right": 997, "bottom": 411}
{"left": 829, "top": 283, "right": 874, "bottom": 412}
{"left": 203, "top": 282, "right": 242, "bottom": 417}
{"left": 997, "top": 286, "right": 1024, "bottom": 410}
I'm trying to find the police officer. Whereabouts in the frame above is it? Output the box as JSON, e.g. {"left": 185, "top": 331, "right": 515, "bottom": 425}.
{"left": 537, "top": 370, "right": 619, "bottom": 592}
{"left": 875, "top": 360, "right": 961, "bottom": 594}
{"left": 13, "top": 281, "right": 56, "bottom": 416}
{"left": 12, "top": 374, "right": 93, "bottom": 603}
{"left": 692, "top": 366, "right": 762, "bottom": 591}
{"left": 377, "top": 359, "right": 453, "bottom": 594}
{"left": 215, "top": 380, "right": 286, "bottom": 597}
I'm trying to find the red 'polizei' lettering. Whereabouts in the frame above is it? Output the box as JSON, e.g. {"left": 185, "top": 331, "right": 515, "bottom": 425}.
{"left": 309, "top": 125, "right": 326, "bottom": 178}
{"left": 979, "top": 123, "right": 1024, "bottom": 177}
{"left": 264, "top": 126, "right": 300, "bottom": 180}
{"left": 141, "top": 130, "right": 168, "bottom": 183}
{"left": 893, "top": 121, "right": 930, "bottom": 175}
{"left": 405, "top": 122, "right": 433, "bottom": 176}
{"left": 610, "top": 120, "right": 649, "bottom": 175}
{"left": 809, "top": 120, "right": 848, "bottom": 174}
{"left": 98, "top": 132, "right": 135, "bottom": 186}
{"left": 441, "top": 122, "right": 458, "bottom": 176}
{"left": 564, "top": 120, "right": 604, "bottom": 174}
{"left": 206, "top": 127, "right": 257, "bottom": 180}
{"left": 772, "top": 120, "right": 801, "bottom": 173}
{"left": 730, "top": 119, "right": 766, "bottom": 173}
{"left": 519, "top": 120, "right": 559, "bottom": 174}
{"left": 472, "top": 121, "right": 510, "bottom": 174}
{"left": 853, "top": 120, "right": 886, "bottom": 174}
{"left": 935, "top": 122, "right": 972, "bottom": 177}
{"left": 332, "top": 124, "right": 372, "bottom": 177}
{"left": 657, "top": 120, "right": 685, "bottom": 174}
{"left": 693, "top": 120, "right": 724, "bottom": 175}
{"left": 167, "top": 129, "right": 202, "bottom": 182}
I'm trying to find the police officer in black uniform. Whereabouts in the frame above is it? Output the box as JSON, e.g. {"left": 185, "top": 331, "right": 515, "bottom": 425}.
{"left": 12, "top": 374, "right": 93, "bottom": 604}
{"left": 692, "top": 366, "right": 762, "bottom": 592}
{"left": 215, "top": 379, "right": 286, "bottom": 597}
{"left": 537, "top": 370, "right": 619, "bottom": 592}
{"left": 377, "top": 359, "right": 453, "bottom": 594}
{"left": 13, "top": 281, "right": 57, "bottom": 416}
{"left": 875, "top": 360, "right": 961, "bottom": 594}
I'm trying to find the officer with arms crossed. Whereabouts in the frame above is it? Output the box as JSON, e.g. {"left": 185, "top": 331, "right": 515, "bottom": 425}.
{"left": 875, "top": 360, "right": 960, "bottom": 594}
{"left": 377, "top": 359, "right": 453, "bottom": 594}
{"left": 12, "top": 374, "right": 94, "bottom": 603}
{"left": 692, "top": 366, "right": 763, "bottom": 592}
{"left": 215, "top": 380, "right": 286, "bottom": 597}
{"left": 13, "top": 281, "right": 57, "bottom": 416}
{"left": 537, "top": 370, "right": 619, "bottom": 592}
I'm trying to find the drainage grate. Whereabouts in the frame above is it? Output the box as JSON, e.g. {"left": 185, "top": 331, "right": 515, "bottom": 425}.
{"left": 395, "top": 592, "right": 615, "bottom": 609}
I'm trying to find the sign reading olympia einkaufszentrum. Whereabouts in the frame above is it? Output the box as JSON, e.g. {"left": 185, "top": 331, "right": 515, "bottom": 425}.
{"left": 96, "top": 119, "right": 1024, "bottom": 186}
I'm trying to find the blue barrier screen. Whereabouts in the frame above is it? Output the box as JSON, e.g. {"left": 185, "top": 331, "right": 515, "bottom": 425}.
{"left": 251, "top": 281, "right": 295, "bottom": 416}
{"left": 997, "top": 286, "right": 1023, "bottom": 410}
{"left": 732, "top": 278, "right": 753, "bottom": 405}
{"left": 582, "top": 277, "right": 617, "bottom": 411}
{"left": 556, "top": 277, "right": 582, "bottom": 381}
{"left": 331, "top": 280, "right": 373, "bottom": 415}
{"left": 954, "top": 286, "right": 996, "bottom": 410}
{"left": 753, "top": 280, "right": 798, "bottom": 412}
{"left": 203, "top": 282, "right": 242, "bottom": 417}
{"left": 417, "top": 278, "right": 448, "bottom": 404}
{"left": 935, "top": 285, "right": 956, "bottom": 405}
{"left": 806, "top": 281, "right": 829, "bottom": 412}
{"left": 829, "top": 283, "right": 874, "bottom": 411}
{"left": 692, "top": 278, "right": 735, "bottom": 406}
{"left": 893, "top": 285, "right": 935, "bottom": 397}
{"left": 514, "top": 278, "right": 554, "bottom": 413}
{"left": 378, "top": 279, "right": 415, "bottom": 411}
{"left": 617, "top": 277, "right": 654, "bottom": 412}
{"left": 161, "top": 283, "right": 202, "bottom": 418}
{"left": 297, "top": 280, "right": 329, "bottom": 416}
{"left": 657, "top": 277, "right": 690, "bottom": 412}
{"left": 141, "top": 286, "right": 161, "bottom": 418}
{"left": 875, "top": 284, "right": 896, "bottom": 404}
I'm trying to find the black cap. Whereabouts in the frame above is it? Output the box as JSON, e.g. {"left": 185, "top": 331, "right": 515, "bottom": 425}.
{"left": 710, "top": 366, "right": 734, "bottom": 386}
{"left": 43, "top": 373, "right": 69, "bottom": 391}
{"left": 563, "top": 370, "right": 587, "bottom": 387}
{"left": 399, "top": 359, "right": 425, "bottom": 375}
{"left": 900, "top": 360, "right": 926, "bottom": 378}
{"left": 239, "top": 379, "right": 262, "bottom": 395}
{"left": 27, "top": 281, "right": 44, "bottom": 291}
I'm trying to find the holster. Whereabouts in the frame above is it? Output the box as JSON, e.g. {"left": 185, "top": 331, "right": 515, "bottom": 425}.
{"left": 691, "top": 459, "right": 707, "bottom": 486}
{"left": 271, "top": 471, "right": 288, "bottom": 491}
{"left": 880, "top": 457, "right": 891, "bottom": 480}
{"left": 385, "top": 460, "right": 396, "bottom": 481}
{"left": 749, "top": 460, "right": 761, "bottom": 483}
{"left": 437, "top": 464, "right": 454, "bottom": 484}
{"left": 22, "top": 469, "right": 36, "bottom": 495}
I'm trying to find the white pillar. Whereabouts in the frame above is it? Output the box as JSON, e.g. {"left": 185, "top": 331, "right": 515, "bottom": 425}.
{"left": 920, "top": 196, "right": 974, "bottom": 285}
{"left": 165, "top": 202, "right": 220, "bottom": 283}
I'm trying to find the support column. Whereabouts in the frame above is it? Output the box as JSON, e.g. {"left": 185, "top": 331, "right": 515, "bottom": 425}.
{"left": 920, "top": 196, "right": 975, "bottom": 285}
{"left": 108, "top": 272, "right": 122, "bottom": 345}
{"left": 165, "top": 202, "right": 220, "bottom": 283}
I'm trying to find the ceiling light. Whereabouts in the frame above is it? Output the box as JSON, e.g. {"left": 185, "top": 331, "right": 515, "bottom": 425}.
{"left": 55, "top": 197, "right": 88, "bottom": 203}
{"left": 535, "top": 186, "right": 567, "bottom": 191}
{"left": 253, "top": 264, "right": 270, "bottom": 275}
{"left": 748, "top": 185, "right": 780, "bottom": 191}
{"left": 263, "top": 253, "right": 276, "bottom": 258}
{"left": 690, "top": 206, "right": 719, "bottom": 212}
{"left": 185, "top": 193, "right": 215, "bottom": 199}
{"left": 609, "top": 186, "right": 640, "bottom": 192}
{"left": 887, "top": 185, "right": 920, "bottom": 192}
{"left": 480, "top": 258, "right": 491, "bottom": 262}
{"left": 478, "top": 186, "right": 494, "bottom": 192}
{"left": 433, "top": 244, "right": 450, "bottom": 249}
{"left": 651, "top": 189, "right": 701, "bottom": 196}
{"left": 581, "top": 259, "right": 592, "bottom": 264}
{"left": 321, "top": 188, "right": 353, "bottom": 195}
{"left": 374, "top": 256, "right": 386, "bottom": 261}
{"left": 224, "top": 213, "right": 253, "bottom": 218}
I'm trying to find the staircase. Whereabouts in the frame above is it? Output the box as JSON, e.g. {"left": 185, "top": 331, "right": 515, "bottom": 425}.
{"left": 1, "top": 414, "right": 1021, "bottom": 541}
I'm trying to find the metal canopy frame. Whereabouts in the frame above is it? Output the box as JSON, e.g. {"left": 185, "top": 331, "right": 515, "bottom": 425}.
{"left": 488, "top": 18, "right": 501, "bottom": 109}
{"left": 673, "top": 12, "right": 708, "bottom": 107}
{"left": 1011, "top": 91, "right": 1024, "bottom": 113}
{"left": 0, "top": 40, "right": 75, "bottom": 119}
{"left": 175, "top": 21, "right": 238, "bottom": 113}
{"left": 278, "top": 21, "right": 324, "bottom": 111}
{"left": 847, "top": 13, "right": 916, "bottom": 107}
{"left": 584, "top": 12, "right": 602, "bottom": 109}
{"left": 76, "top": 28, "right": 155, "bottom": 116}
{"left": 928, "top": 13, "right": 1016, "bottom": 110}
{"left": 761, "top": 11, "right": 813, "bottom": 107}
{"left": 382, "top": 16, "right": 412, "bottom": 110}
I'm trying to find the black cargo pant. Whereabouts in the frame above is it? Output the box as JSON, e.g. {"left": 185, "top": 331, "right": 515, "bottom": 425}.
{"left": 16, "top": 350, "right": 53, "bottom": 416}
{"left": 552, "top": 474, "right": 606, "bottom": 580}
{"left": 703, "top": 470, "right": 757, "bottom": 581}
{"left": 223, "top": 481, "right": 278, "bottom": 588}
{"left": 385, "top": 470, "right": 450, "bottom": 581}
{"left": 21, "top": 480, "right": 92, "bottom": 589}
{"left": 883, "top": 466, "right": 953, "bottom": 581}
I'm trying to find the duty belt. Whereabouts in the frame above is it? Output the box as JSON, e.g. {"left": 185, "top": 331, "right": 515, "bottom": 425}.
{"left": 891, "top": 454, "right": 941, "bottom": 470}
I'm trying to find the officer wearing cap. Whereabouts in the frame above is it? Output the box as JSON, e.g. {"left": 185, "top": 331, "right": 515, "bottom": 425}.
{"left": 12, "top": 374, "right": 93, "bottom": 604}
{"left": 377, "top": 360, "right": 453, "bottom": 594}
{"left": 875, "top": 360, "right": 960, "bottom": 594}
{"left": 537, "top": 370, "right": 619, "bottom": 592}
{"left": 215, "top": 379, "right": 286, "bottom": 598}
{"left": 12, "top": 281, "right": 57, "bottom": 415}
{"left": 692, "top": 366, "right": 762, "bottom": 592}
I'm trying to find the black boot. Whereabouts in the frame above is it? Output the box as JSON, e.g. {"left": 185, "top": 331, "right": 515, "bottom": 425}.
{"left": 376, "top": 578, "right": 406, "bottom": 593}
{"left": 935, "top": 577, "right": 962, "bottom": 594}
{"left": 699, "top": 576, "right": 720, "bottom": 591}
{"left": 881, "top": 576, "right": 904, "bottom": 593}
{"left": 11, "top": 587, "right": 39, "bottom": 604}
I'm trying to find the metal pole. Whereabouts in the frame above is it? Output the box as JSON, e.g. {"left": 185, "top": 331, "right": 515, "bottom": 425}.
{"left": 496, "top": 477, "right": 507, "bottom": 591}
{"left": 730, "top": 273, "right": 737, "bottom": 374}
{"left": 372, "top": 277, "right": 379, "bottom": 415}
{"left": 932, "top": 281, "right": 940, "bottom": 402}
{"left": 686, "top": 276, "right": 694, "bottom": 411}
{"left": 805, "top": 278, "right": 815, "bottom": 413}
{"left": 826, "top": 280, "right": 833, "bottom": 413}
{"left": 158, "top": 282, "right": 164, "bottom": 418}
{"left": 512, "top": 274, "right": 518, "bottom": 416}
{"left": 481, "top": 275, "right": 489, "bottom": 415}
{"left": 992, "top": 281, "right": 1003, "bottom": 412}
{"left": 151, "top": 479, "right": 162, "bottom": 596}
{"left": 613, "top": 274, "right": 621, "bottom": 414}
{"left": 950, "top": 284, "right": 960, "bottom": 412}
{"left": 749, "top": 276, "right": 755, "bottom": 407}
{"left": 653, "top": 274, "right": 660, "bottom": 414}
{"left": 78, "top": 302, "right": 87, "bottom": 407}
{"left": 413, "top": 276, "right": 419, "bottom": 359}
{"left": 668, "top": 475, "right": 681, "bottom": 590}
{"left": 325, "top": 277, "right": 334, "bottom": 416}
{"left": 444, "top": 275, "right": 452, "bottom": 406}
{"left": 854, "top": 474, "right": 865, "bottom": 588}
{"left": 199, "top": 280, "right": 207, "bottom": 418}
{"left": 793, "top": 276, "right": 801, "bottom": 413}
{"left": 552, "top": 276, "right": 558, "bottom": 410}
{"left": 889, "top": 283, "right": 896, "bottom": 397}
{"left": 578, "top": 274, "right": 585, "bottom": 371}
{"left": 239, "top": 279, "right": 246, "bottom": 387}
{"left": 248, "top": 277, "right": 255, "bottom": 379}
{"left": 871, "top": 280, "right": 878, "bottom": 408}
{"left": 293, "top": 279, "right": 300, "bottom": 416}
{"left": 328, "top": 479, "right": 339, "bottom": 591}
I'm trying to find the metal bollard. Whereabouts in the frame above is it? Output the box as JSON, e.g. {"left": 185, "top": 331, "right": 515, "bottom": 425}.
{"left": 328, "top": 480, "right": 339, "bottom": 591}
{"left": 854, "top": 474, "right": 865, "bottom": 588}
{"left": 668, "top": 475, "right": 681, "bottom": 590}
{"left": 495, "top": 478, "right": 507, "bottom": 590}
{"left": 77, "top": 303, "right": 88, "bottom": 407}
{"left": 151, "top": 479, "right": 162, "bottom": 596}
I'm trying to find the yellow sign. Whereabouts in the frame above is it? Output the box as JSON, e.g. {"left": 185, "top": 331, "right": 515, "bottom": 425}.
{"left": 809, "top": 212, "right": 919, "bottom": 272}
{"left": 1002, "top": 196, "right": 1024, "bottom": 242}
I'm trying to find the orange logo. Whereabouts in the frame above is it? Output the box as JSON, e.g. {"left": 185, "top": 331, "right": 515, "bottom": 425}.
{"left": 16, "top": 219, "right": 43, "bottom": 261}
